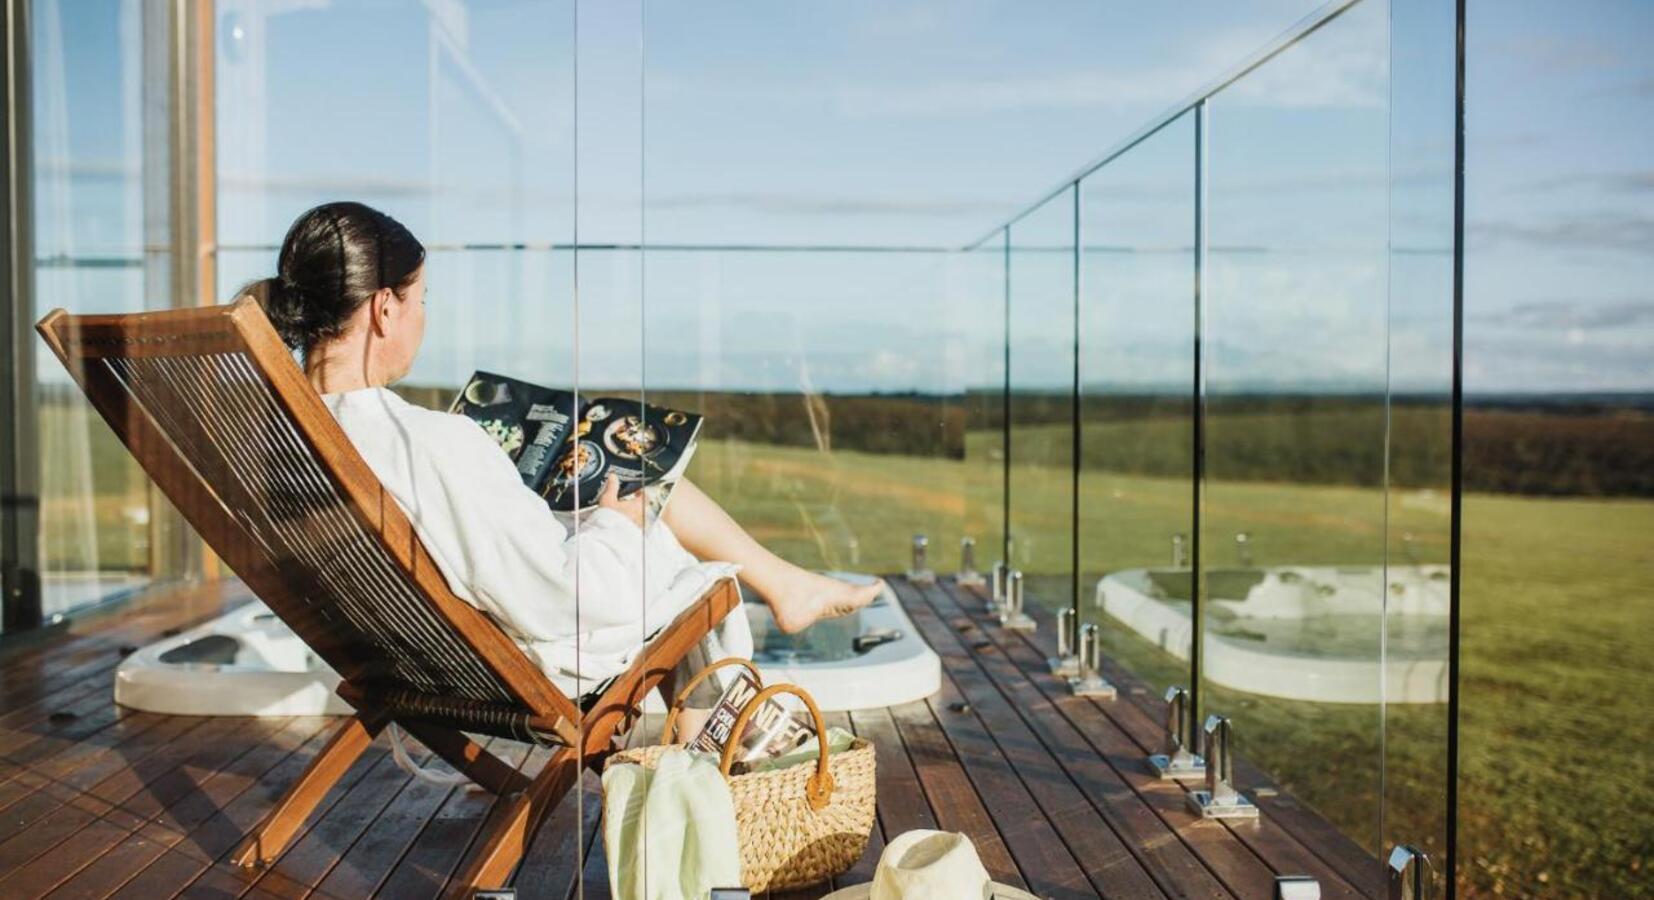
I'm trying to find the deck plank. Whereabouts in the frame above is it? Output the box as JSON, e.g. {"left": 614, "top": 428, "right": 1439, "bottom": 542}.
{"left": 508, "top": 764, "right": 600, "bottom": 900}
{"left": 885, "top": 696, "right": 1035, "bottom": 892}
{"left": 0, "top": 576, "right": 1389, "bottom": 899}
{"left": 888, "top": 579, "right": 1170, "bottom": 900}
{"left": 964, "top": 626, "right": 1286, "bottom": 895}
{"left": 23, "top": 717, "right": 327, "bottom": 900}
{"left": 911, "top": 579, "right": 1233, "bottom": 899}
{"left": 43, "top": 718, "right": 334, "bottom": 900}
{"left": 931, "top": 579, "right": 1277, "bottom": 898}
{"left": 0, "top": 715, "right": 259, "bottom": 875}
{"left": 968, "top": 580, "right": 1384, "bottom": 898}
{"left": 104, "top": 721, "right": 365, "bottom": 900}
{"left": 377, "top": 739, "right": 532, "bottom": 900}
{"left": 0, "top": 580, "right": 242, "bottom": 688}
{"left": 0, "top": 711, "right": 194, "bottom": 823}
{"left": 833, "top": 710, "right": 887, "bottom": 893}
{"left": 308, "top": 733, "right": 473, "bottom": 899}
{"left": 846, "top": 706, "right": 936, "bottom": 840}
{"left": 0, "top": 715, "right": 289, "bottom": 898}
{"left": 171, "top": 742, "right": 394, "bottom": 899}
{"left": 239, "top": 742, "right": 433, "bottom": 898}
{"left": 0, "top": 684, "right": 146, "bottom": 788}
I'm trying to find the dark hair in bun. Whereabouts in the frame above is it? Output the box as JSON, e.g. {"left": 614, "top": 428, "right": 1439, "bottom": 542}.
{"left": 242, "top": 201, "right": 425, "bottom": 353}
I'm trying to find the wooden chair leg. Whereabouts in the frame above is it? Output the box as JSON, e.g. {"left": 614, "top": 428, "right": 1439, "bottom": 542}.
{"left": 441, "top": 746, "right": 582, "bottom": 900}
{"left": 397, "top": 720, "right": 531, "bottom": 795}
{"left": 230, "top": 710, "right": 387, "bottom": 867}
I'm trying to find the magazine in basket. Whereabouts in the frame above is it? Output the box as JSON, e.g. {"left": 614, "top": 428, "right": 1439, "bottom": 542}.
{"left": 450, "top": 371, "right": 703, "bottom": 514}
{"left": 687, "top": 669, "right": 812, "bottom": 767}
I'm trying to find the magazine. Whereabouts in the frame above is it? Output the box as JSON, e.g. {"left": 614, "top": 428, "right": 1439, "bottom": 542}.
{"left": 686, "top": 670, "right": 812, "bottom": 768}
{"left": 449, "top": 371, "right": 704, "bottom": 515}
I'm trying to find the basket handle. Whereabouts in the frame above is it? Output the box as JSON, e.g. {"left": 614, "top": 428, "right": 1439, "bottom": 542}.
{"left": 719, "top": 683, "right": 835, "bottom": 811}
{"left": 662, "top": 657, "right": 763, "bottom": 744}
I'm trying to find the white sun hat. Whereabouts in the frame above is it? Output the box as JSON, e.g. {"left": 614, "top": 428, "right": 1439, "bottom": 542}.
{"left": 821, "top": 829, "right": 1042, "bottom": 900}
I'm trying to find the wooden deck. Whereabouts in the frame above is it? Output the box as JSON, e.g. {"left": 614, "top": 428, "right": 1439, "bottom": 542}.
{"left": 0, "top": 576, "right": 1382, "bottom": 899}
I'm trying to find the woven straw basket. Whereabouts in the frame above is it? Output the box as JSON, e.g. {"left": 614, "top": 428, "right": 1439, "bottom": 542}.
{"left": 606, "top": 658, "right": 877, "bottom": 893}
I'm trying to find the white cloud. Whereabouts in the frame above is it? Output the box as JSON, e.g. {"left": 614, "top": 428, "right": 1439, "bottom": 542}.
{"left": 821, "top": 22, "right": 1386, "bottom": 119}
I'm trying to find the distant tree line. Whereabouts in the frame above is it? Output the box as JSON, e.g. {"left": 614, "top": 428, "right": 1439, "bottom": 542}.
{"left": 389, "top": 385, "right": 1651, "bottom": 497}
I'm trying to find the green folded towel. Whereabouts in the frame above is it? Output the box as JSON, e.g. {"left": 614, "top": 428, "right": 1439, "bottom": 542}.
{"left": 603, "top": 748, "right": 742, "bottom": 900}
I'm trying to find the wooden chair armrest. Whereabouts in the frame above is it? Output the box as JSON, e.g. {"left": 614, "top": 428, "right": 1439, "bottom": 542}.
{"left": 577, "top": 577, "right": 744, "bottom": 753}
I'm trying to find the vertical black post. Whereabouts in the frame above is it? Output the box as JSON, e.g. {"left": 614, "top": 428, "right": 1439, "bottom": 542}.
{"left": 1070, "top": 187, "right": 1081, "bottom": 620}
{"left": 1445, "top": 0, "right": 1467, "bottom": 895}
{"left": 1, "top": 0, "right": 41, "bottom": 633}
{"left": 1189, "top": 100, "right": 1208, "bottom": 728}
{"left": 1002, "top": 229, "right": 1012, "bottom": 565}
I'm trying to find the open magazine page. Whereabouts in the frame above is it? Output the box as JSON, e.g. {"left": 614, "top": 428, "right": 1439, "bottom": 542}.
{"left": 546, "top": 397, "right": 703, "bottom": 513}
{"left": 452, "top": 372, "right": 703, "bottom": 514}
{"left": 447, "top": 372, "right": 577, "bottom": 496}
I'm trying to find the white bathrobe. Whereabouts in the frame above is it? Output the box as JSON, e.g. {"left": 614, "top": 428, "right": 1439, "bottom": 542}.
{"left": 320, "top": 386, "right": 747, "bottom": 697}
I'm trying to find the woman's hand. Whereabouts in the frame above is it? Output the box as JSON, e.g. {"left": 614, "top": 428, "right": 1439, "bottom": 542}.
{"left": 596, "top": 473, "right": 647, "bottom": 529}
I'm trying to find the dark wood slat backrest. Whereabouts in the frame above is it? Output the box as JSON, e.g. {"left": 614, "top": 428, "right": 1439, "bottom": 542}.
{"left": 36, "top": 299, "right": 580, "bottom": 726}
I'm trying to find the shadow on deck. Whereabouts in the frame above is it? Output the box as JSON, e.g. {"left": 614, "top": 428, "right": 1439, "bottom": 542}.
{"left": 0, "top": 576, "right": 1383, "bottom": 899}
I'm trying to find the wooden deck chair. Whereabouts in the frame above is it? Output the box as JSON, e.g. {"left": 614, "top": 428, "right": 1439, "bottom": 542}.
{"left": 36, "top": 298, "right": 742, "bottom": 898}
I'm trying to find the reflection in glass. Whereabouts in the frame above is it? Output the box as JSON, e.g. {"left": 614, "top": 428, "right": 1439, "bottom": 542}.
{"left": 1079, "top": 112, "right": 1196, "bottom": 704}
{"left": 215, "top": 0, "right": 588, "bottom": 878}
{"left": 31, "top": 1, "right": 157, "bottom": 614}
{"left": 1459, "top": 1, "right": 1654, "bottom": 895}
{"left": 1008, "top": 190, "right": 1077, "bottom": 614}
{"left": 216, "top": 0, "right": 573, "bottom": 251}
{"left": 639, "top": 248, "right": 963, "bottom": 575}
{"left": 958, "top": 238, "right": 1008, "bottom": 573}
{"left": 1384, "top": 0, "right": 1455, "bottom": 891}
{"left": 1203, "top": 0, "right": 1391, "bottom": 873}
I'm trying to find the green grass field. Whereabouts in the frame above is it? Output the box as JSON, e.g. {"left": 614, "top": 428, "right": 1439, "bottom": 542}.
{"left": 38, "top": 404, "right": 1650, "bottom": 898}
{"left": 681, "top": 436, "right": 1650, "bottom": 899}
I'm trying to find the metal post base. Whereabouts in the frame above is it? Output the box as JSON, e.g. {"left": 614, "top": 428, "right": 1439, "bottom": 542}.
{"left": 906, "top": 568, "right": 936, "bottom": 585}
{"left": 1147, "top": 750, "right": 1206, "bottom": 781}
{"left": 1188, "top": 789, "right": 1259, "bottom": 820}
{"left": 1274, "top": 875, "right": 1321, "bottom": 899}
{"left": 955, "top": 571, "right": 985, "bottom": 588}
{"left": 1000, "top": 611, "right": 1036, "bottom": 632}
{"left": 1047, "top": 654, "right": 1079, "bottom": 677}
{"left": 1387, "top": 845, "right": 1434, "bottom": 900}
{"left": 1068, "top": 673, "right": 1117, "bottom": 699}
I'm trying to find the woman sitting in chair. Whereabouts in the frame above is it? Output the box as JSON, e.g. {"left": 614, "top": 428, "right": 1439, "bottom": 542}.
{"left": 244, "top": 201, "right": 882, "bottom": 736}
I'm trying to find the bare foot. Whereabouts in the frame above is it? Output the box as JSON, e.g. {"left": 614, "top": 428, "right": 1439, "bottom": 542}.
{"left": 766, "top": 572, "right": 886, "bottom": 634}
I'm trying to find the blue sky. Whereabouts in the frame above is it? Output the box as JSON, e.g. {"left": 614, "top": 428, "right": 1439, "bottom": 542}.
{"left": 30, "top": 0, "right": 1654, "bottom": 394}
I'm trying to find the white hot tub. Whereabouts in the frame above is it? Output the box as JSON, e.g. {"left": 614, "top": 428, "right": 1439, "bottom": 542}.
{"left": 733, "top": 572, "right": 940, "bottom": 712}
{"left": 115, "top": 601, "right": 354, "bottom": 716}
{"left": 1096, "top": 565, "right": 1450, "bottom": 704}
{"left": 116, "top": 573, "right": 939, "bottom": 717}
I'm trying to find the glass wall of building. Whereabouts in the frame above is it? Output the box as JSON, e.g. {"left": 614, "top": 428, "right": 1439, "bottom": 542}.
{"left": 958, "top": 237, "right": 1008, "bottom": 571}
{"left": 1458, "top": 1, "right": 1654, "bottom": 896}
{"left": 637, "top": 0, "right": 992, "bottom": 585}
{"left": 637, "top": 247, "right": 963, "bottom": 576}
{"left": 29, "top": 1, "right": 167, "bottom": 618}
{"left": 1384, "top": 0, "right": 1457, "bottom": 892}
{"left": 1202, "top": 0, "right": 1391, "bottom": 875}
{"left": 1006, "top": 189, "right": 1077, "bottom": 612}
{"left": 1077, "top": 111, "right": 1197, "bottom": 710}
{"left": 214, "top": 0, "right": 592, "bottom": 867}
